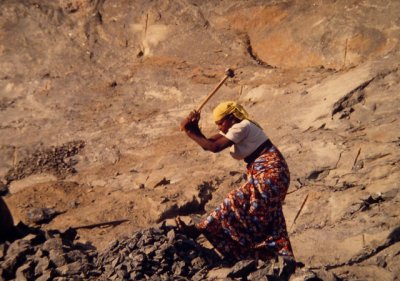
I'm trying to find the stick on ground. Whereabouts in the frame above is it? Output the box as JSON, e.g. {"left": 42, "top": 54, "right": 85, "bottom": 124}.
{"left": 290, "top": 193, "right": 309, "bottom": 231}
{"left": 72, "top": 219, "right": 129, "bottom": 230}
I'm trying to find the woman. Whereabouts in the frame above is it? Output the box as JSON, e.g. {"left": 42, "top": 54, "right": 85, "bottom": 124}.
{"left": 178, "top": 101, "right": 294, "bottom": 262}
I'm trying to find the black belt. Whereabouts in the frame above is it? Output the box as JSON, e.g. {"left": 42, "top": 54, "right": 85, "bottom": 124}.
{"left": 244, "top": 139, "right": 273, "bottom": 164}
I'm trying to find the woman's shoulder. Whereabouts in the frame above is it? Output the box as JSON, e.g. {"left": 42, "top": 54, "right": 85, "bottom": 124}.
{"left": 228, "top": 119, "right": 251, "bottom": 134}
{"left": 234, "top": 119, "right": 252, "bottom": 128}
{"left": 234, "top": 119, "right": 262, "bottom": 130}
{"left": 229, "top": 119, "right": 263, "bottom": 137}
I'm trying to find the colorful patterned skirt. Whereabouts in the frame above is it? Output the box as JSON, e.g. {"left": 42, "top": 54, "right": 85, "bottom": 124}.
{"left": 196, "top": 146, "right": 293, "bottom": 261}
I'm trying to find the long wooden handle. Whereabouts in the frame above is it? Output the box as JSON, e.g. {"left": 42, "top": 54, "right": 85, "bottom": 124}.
{"left": 180, "top": 69, "right": 233, "bottom": 131}
{"left": 196, "top": 74, "right": 230, "bottom": 112}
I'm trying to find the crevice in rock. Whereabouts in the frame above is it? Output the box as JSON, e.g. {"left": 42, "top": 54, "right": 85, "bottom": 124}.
{"left": 244, "top": 35, "right": 275, "bottom": 68}
{"left": 313, "top": 226, "right": 400, "bottom": 271}
{"left": 332, "top": 67, "right": 400, "bottom": 118}
{"left": 83, "top": 0, "right": 105, "bottom": 57}
{"left": 332, "top": 79, "right": 371, "bottom": 117}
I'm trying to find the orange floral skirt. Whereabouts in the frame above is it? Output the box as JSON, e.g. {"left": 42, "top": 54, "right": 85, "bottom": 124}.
{"left": 196, "top": 146, "right": 293, "bottom": 261}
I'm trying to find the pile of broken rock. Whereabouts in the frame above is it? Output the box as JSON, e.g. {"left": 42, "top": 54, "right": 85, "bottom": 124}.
{"left": 0, "top": 223, "right": 329, "bottom": 281}
{"left": 0, "top": 227, "right": 97, "bottom": 281}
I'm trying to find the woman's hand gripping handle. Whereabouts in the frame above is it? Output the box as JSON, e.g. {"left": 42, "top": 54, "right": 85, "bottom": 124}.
{"left": 180, "top": 110, "right": 201, "bottom": 132}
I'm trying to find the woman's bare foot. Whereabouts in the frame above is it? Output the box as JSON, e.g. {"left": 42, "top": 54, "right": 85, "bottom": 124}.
{"left": 175, "top": 216, "right": 201, "bottom": 239}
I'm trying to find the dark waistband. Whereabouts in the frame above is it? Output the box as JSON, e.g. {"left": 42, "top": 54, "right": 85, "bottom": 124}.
{"left": 244, "top": 139, "right": 273, "bottom": 164}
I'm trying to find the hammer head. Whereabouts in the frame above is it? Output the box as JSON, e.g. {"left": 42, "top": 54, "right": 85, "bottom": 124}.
{"left": 225, "top": 68, "right": 235, "bottom": 78}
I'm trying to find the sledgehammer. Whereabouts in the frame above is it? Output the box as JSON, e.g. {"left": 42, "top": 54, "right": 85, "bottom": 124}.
{"left": 180, "top": 68, "right": 234, "bottom": 131}
{"left": 196, "top": 68, "right": 235, "bottom": 112}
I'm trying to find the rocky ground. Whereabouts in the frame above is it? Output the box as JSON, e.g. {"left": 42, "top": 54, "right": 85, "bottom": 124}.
{"left": 1, "top": 0, "right": 400, "bottom": 280}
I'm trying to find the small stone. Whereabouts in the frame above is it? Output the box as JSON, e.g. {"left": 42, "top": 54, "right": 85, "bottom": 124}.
{"left": 0, "top": 243, "right": 7, "bottom": 259}
{"left": 109, "top": 273, "right": 118, "bottom": 280}
{"left": 1, "top": 255, "right": 18, "bottom": 273}
{"left": 42, "top": 238, "right": 65, "bottom": 252}
{"left": 66, "top": 250, "right": 86, "bottom": 263}
{"left": 59, "top": 227, "right": 77, "bottom": 242}
{"left": 35, "top": 256, "right": 50, "bottom": 276}
{"left": 88, "top": 269, "right": 102, "bottom": 277}
{"left": 314, "top": 269, "right": 340, "bottom": 281}
{"left": 53, "top": 277, "right": 70, "bottom": 281}
{"left": 35, "top": 248, "right": 45, "bottom": 258}
{"left": 167, "top": 229, "right": 175, "bottom": 244}
{"left": 22, "top": 233, "right": 41, "bottom": 243}
{"left": 27, "top": 208, "right": 59, "bottom": 224}
{"left": 127, "top": 241, "right": 137, "bottom": 250}
{"left": 290, "top": 270, "right": 318, "bottom": 281}
{"left": 56, "top": 261, "right": 83, "bottom": 276}
{"left": 172, "top": 260, "right": 187, "bottom": 276}
{"left": 192, "top": 268, "right": 208, "bottom": 281}
{"left": 111, "top": 256, "right": 121, "bottom": 268}
{"left": 0, "top": 180, "right": 8, "bottom": 195}
{"left": 69, "top": 201, "right": 80, "bottom": 208}
{"left": 49, "top": 249, "right": 67, "bottom": 267}
{"left": 6, "top": 239, "right": 31, "bottom": 258}
{"left": 36, "top": 269, "right": 55, "bottom": 281}
{"left": 129, "top": 271, "right": 143, "bottom": 279}
{"left": 116, "top": 269, "right": 129, "bottom": 279}
{"left": 376, "top": 255, "right": 387, "bottom": 268}
{"left": 144, "top": 245, "right": 156, "bottom": 256}
{"left": 108, "top": 240, "right": 119, "bottom": 250}
{"left": 279, "top": 256, "right": 297, "bottom": 280}
{"left": 15, "top": 261, "right": 34, "bottom": 281}
{"left": 227, "top": 259, "right": 257, "bottom": 278}
{"left": 191, "top": 256, "right": 206, "bottom": 269}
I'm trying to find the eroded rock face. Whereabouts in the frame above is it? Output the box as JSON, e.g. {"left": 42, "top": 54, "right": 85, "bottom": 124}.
{"left": 1, "top": 0, "right": 399, "bottom": 280}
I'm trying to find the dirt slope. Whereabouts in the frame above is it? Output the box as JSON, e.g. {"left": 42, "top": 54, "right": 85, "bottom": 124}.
{"left": 1, "top": 0, "right": 399, "bottom": 280}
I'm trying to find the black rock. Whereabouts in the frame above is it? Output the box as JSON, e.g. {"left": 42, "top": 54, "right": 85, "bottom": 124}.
{"left": 35, "top": 248, "right": 45, "bottom": 258}
{"left": 5, "top": 238, "right": 32, "bottom": 258}
{"left": 42, "top": 238, "right": 68, "bottom": 252}
{"left": 56, "top": 261, "right": 83, "bottom": 276}
{"left": 192, "top": 268, "right": 208, "bottom": 281}
{"left": 27, "top": 208, "right": 60, "bottom": 224}
{"left": 49, "top": 249, "right": 67, "bottom": 267}
{"left": 1, "top": 240, "right": 32, "bottom": 278}
{"left": 22, "top": 233, "right": 45, "bottom": 246}
{"left": 59, "top": 228, "right": 77, "bottom": 242}
{"left": 34, "top": 256, "right": 50, "bottom": 276}
{"left": 172, "top": 260, "right": 188, "bottom": 276}
{"left": 36, "top": 269, "right": 55, "bottom": 281}
{"left": 116, "top": 268, "right": 129, "bottom": 279}
{"left": 0, "top": 181, "right": 8, "bottom": 195}
{"left": 15, "top": 261, "right": 34, "bottom": 281}
{"left": 191, "top": 256, "right": 207, "bottom": 269}
{"left": 0, "top": 243, "right": 8, "bottom": 259}
{"left": 227, "top": 259, "right": 257, "bottom": 278}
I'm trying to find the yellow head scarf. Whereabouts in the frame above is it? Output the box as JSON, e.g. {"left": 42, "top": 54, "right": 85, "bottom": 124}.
{"left": 212, "top": 101, "right": 260, "bottom": 127}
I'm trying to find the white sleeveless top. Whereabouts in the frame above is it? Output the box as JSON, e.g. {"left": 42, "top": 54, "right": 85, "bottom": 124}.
{"left": 220, "top": 119, "right": 268, "bottom": 160}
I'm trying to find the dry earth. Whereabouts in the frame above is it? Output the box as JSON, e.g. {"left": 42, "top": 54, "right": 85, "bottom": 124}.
{"left": 1, "top": 0, "right": 400, "bottom": 280}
